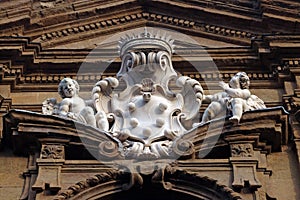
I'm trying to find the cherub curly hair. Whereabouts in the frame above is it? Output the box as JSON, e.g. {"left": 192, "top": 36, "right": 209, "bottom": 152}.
{"left": 238, "top": 72, "right": 250, "bottom": 89}
{"left": 58, "top": 78, "right": 80, "bottom": 98}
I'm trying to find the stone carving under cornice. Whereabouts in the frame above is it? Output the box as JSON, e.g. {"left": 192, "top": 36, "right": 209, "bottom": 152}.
{"left": 202, "top": 24, "right": 253, "bottom": 39}
{"left": 38, "top": 12, "right": 255, "bottom": 45}
{"left": 225, "top": 133, "right": 272, "bottom": 155}
{"left": 230, "top": 143, "right": 254, "bottom": 157}
{"left": 186, "top": 72, "right": 275, "bottom": 82}
{"left": 14, "top": 72, "right": 275, "bottom": 88}
{"left": 272, "top": 58, "right": 300, "bottom": 83}
{"left": 285, "top": 59, "right": 300, "bottom": 68}
{"left": 20, "top": 74, "right": 77, "bottom": 84}
{"left": 39, "top": 12, "right": 192, "bottom": 42}
{"left": 0, "top": 62, "right": 22, "bottom": 81}
{"left": 40, "top": 144, "right": 64, "bottom": 159}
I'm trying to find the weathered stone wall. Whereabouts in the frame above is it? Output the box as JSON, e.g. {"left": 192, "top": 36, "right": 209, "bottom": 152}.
{"left": 267, "top": 145, "right": 300, "bottom": 200}
{"left": 0, "top": 150, "right": 27, "bottom": 200}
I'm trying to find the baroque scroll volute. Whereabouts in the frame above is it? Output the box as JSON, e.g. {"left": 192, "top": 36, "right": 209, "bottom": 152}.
{"left": 92, "top": 28, "right": 204, "bottom": 159}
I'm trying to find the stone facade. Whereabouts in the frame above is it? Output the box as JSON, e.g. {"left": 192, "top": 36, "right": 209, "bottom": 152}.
{"left": 1, "top": 1, "right": 300, "bottom": 200}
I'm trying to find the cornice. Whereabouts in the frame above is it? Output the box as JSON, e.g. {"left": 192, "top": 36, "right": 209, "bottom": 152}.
{"left": 0, "top": 36, "right": 295, "bottom": 92}
{"left": 4, "top": 106, "right": 288, "bottom": 158}
{"left": 0, "top": 0, "right": 299, "bottom": 48}
{"left": 34, "top": 11, "right": 255, "bottom": 48}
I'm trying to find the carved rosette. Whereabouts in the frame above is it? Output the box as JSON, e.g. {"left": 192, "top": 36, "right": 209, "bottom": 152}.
{"left": 230, "top": 143, "right": 253, "bottom": 157}
{"left": 41, "top": 144, "right": 65, "bottom": 159}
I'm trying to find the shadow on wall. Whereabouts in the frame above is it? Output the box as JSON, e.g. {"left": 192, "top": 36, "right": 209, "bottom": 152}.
{"left": 267, "top": 144, "right": 300, "bottom": 200}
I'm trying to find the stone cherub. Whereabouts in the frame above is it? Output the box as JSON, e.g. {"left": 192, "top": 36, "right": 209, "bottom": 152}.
{"left": 200, "top": 72, "right": 266, "bottom": 124}
{"left": 42, "top": 78, "right": 108, "bottom": 129}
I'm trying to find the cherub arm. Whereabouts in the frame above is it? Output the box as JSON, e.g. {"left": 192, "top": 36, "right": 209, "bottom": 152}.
{"left": 202, "top": 94, "right": 213, "bottom": 103}
{"left": 219, "top": 81, "right": 251, "bottom": 99}
{"left": 202, "top": 94, "right": 225, "bottom": 104}
{"left": 59, "top": 98, "right": 77, "bottom": 119}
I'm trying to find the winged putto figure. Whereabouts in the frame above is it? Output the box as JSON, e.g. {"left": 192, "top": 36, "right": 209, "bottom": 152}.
{"left": 200, "top": 72, "right": 266, "bottom": 125}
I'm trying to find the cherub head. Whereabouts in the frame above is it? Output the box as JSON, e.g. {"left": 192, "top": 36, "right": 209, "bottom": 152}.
{"left": 58, "top": 78, "right": 80, "bottom": 98}
{"left": 229, "top": 72, "right": 250, "bottom": 89}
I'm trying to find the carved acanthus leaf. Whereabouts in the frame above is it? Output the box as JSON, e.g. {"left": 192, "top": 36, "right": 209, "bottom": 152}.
{"left": 41, "top": 144, "right": 64, "bottom": 159}
{"left": 231, "top": 143, "right": 253, "bottom": 157}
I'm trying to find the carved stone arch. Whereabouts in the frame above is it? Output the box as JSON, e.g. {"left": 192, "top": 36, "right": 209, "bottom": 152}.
{"left": 53, "top": 169, "right": 129, "bottom": 200}
{"left": 54, "top": 166, "right": 243, "bottom": 200}
{"left": 161, "top": 166, "right": 243, "bottom": 200}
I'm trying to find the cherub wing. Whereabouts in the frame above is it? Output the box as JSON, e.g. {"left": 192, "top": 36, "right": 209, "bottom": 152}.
{"left": 246, "top": 95, "right": 266, "bottom": 110}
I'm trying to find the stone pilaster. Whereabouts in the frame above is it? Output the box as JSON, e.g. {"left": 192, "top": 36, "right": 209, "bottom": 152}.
{"left": 32, "top": 144, "right": 65, "bottom": 194}
{"left": 229, "top": 143, "right": 262, "bottom": 190}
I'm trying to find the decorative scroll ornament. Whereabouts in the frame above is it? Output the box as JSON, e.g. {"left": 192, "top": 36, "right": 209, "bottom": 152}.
{"left": 93, "top": 28, "right": 203, "bottom": 159}
{"left": 41, "top": 28, "right": 203, "bottom": 160}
